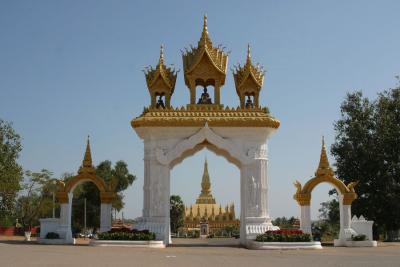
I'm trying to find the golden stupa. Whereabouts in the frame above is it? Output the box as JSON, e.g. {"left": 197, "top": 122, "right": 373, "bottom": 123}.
{"left": 183, "top": 158, "right": 239, "bottom": 234}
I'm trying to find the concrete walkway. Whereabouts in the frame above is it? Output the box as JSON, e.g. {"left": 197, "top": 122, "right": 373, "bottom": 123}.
{"left": 0, "top": 237, "right": 399, "bottom": 267}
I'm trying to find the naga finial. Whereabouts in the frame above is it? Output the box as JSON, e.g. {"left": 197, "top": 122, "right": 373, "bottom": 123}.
{"left": 294, "top": 180, "right": 302, "bottom": 194}
{"left": 347, "top": 181, "right": 359, "bottom": 192}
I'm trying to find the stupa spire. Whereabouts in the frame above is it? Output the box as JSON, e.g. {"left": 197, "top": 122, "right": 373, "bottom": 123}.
{"left": 196, "top": 157, "right": 216, "bottom": 204}
{"left": 201, "top": 157, "right": 211, "bottom": 194}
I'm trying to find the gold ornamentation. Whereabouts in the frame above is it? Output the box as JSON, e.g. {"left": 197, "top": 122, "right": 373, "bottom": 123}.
{"left": 196, "top": 158, "right": 216, "bottom": 204}
{"left": 293, "top": 137, "right": 357, "bottom": 206}
{"left": 182, "top": 15, "right": 228, "bottom": 104}
{"left": 144, "top": 45, "right": 178, "bottom": 108}
{"left": 233, "top": 44, "right": 265, "bottom": 108}
{"left": 184, "top": 158, "right": 239, "bottom": 232}
{"left": 131, "top": 106, "right": 280, "bottom": 128}
{"left": 56, "top": 137, "right": 115, "bottom": 204}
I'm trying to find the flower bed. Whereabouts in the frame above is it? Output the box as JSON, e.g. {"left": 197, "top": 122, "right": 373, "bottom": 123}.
{"left": 255, "top": 229, "right": 312, "bottom": 242}
{"left": 97, "top": 229, "right": 156, "bottom": 241}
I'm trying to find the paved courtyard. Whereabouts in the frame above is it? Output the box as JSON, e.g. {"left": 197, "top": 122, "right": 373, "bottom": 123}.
{"left": 0, "top": 238, "right": 399, "bottom": 267}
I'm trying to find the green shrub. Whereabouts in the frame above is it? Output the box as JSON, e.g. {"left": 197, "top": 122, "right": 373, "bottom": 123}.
{"left": 98, "top": 230, "right": 156, "bottom": 241}
{"left": 45, "top": 232, "right": 60, "bottom": 239}
{"left": 351, "top": 234, "right": 367, "bottom": 241}
{"left": 256, "top": 230, "right": 312, "bottom": 242}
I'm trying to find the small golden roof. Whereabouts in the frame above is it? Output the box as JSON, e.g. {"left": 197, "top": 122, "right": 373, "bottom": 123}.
{"left": 78, "top": 136, "right": 96, "bottom": 175}
{"left": 315, "top": 136, "right": 334, "bottom": 177}
{"left": 144, "top": 45, "right": 178, "bottom": 96}
{"left": 182, "top": 15, "right": 229, "bottom": 87}
{"left": 233, "top": 44, "right": 265, "bottom": 96}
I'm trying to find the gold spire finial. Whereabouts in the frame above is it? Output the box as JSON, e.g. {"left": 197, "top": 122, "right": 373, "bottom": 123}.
{"left": 203, "top": 14, "right": 208, "bottom": 32}
{"left": 78, "top": 136, "right": 95, "bottom": 174}
{"left": 199, "top": 14, "right": 211, "bottom": 47}
{"left": 246, "top": 43, "right": 251, "bottom": 63}
{"left": 159, "top": 44, "right": 164, "bottom": 64}
{"left": 315, "top": 136, "right": 334, "bottom": 177}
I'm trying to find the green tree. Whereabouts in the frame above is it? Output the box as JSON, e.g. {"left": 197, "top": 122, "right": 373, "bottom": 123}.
{"left": 16, "top": 169, "right": 54, "bottom": 229}
{"left": 0, "top": 119, "right": 23, "bottom": 226}
{"left": 318, "top": 198, "right": 339, "bottom": 225}
{"left": 332, "top": 85, "right": 400, "bottom": 240}
{"left": 170, "top": 195, "right": 185, "bottom": 233}
{"left": 272, "top": 216, "right": 297, "bottom": 228}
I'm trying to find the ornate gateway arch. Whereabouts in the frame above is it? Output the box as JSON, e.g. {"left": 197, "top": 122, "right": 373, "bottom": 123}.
{"left": 131, "top": 16, "right": 280, "bottom": 246}
{"left": 293, "top": 138, "right": 358, "bottom": 245}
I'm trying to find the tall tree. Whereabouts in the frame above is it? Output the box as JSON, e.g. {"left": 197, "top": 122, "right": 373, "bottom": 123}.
{"left": 318, "top": 198, "right": 339, "bottom": 225}
{"left": 0, "top": 119, "right": 23, "bottom": 226}
{"left": 332, "top": 86, "right": 400, "bottom": 239}
{"left": 170, "top": 195, "right": 185, "bottom": 233}
{"left": 16, "top": 169, "right": 54, "bottom": 229}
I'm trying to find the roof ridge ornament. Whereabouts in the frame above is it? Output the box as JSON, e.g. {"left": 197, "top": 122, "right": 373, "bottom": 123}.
{"left": 315, "top": 136, "right": 334, "bottom": 177}
{"left": 78, "top": 135, "right": 96, "bottom": 175}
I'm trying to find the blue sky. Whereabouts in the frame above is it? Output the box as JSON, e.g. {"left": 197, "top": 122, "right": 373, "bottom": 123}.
{"left": 1, "top": 1, "right": 399, "bottom": 220}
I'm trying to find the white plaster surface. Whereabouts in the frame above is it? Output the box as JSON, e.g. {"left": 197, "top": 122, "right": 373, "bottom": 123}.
{"left": 133, "top": 124, "right": 278, "bottom": 246}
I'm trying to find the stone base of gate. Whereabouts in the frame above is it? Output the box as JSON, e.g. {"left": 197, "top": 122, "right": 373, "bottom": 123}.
{"left": 247, "top": 240, "right": 322, "bottom": 250}
{"left": 334, "top": 239, "right": 377, "bottom": 247}
{"left": 90, "top": 240, "right": 165, "bottom": 248}
{"left": 243, "top": 217, "right": 279, "bottom": 240}
{"left": 38, "top": 238, "right": 76, "bottom": 245}
{"left": 135, "top": 217, "right": 170, "bottom": 244}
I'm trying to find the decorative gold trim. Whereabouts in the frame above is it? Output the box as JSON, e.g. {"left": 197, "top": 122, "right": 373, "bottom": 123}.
{"left": 293, "top": 137, "right": 358, "bottom": 206}
{"left": 56, "top": 137, "right": 115, "bottom": 204}
{"left": 131, "top": 106, "right": 280, "bottom": 128}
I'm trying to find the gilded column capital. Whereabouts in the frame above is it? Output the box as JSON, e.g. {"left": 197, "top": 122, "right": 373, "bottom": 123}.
{"left": 57, "top": 191, "right": 69, "bottom": 204}
{"left": 293, "top": 193, "right": 311, "bottom": 206}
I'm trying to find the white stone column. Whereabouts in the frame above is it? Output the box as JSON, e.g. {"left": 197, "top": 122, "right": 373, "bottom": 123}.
{"left": 300, "top": 205, "right": 312, "bottom": 234}
{"left": 137, "top": 142, "right": 171, "bottom": 245}
{"left": 100, "top": 203, "right": 112, "bottom": 233}
{"left": 240, "top": 144, "right": 274, "bottom": 245}
{"left": 63, "top": 192, "right": 73, "bottom": 243}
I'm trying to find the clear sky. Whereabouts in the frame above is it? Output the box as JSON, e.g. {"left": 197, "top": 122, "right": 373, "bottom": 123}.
{"left": 1, "top": 1, "right": 399, "bottom": 220}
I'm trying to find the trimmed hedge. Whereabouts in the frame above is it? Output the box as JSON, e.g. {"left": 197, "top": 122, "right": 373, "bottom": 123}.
{"left": 98, "top": 229, "right": 156, "bottom": 241}
{"left": 256, "top": 229, "right": 312, "bottom": 242}
{"left": 351, "top": 234, "right": 367, "bottom": 241}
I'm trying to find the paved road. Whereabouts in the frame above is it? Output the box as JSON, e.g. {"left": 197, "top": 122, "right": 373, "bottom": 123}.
{"left": 0, "top": 239, "right": 399, "bottom": 267}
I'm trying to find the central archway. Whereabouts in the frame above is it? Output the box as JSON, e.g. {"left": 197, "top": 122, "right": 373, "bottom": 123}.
{"left": 133, "top": 123, "right": 278, "bottom": 246}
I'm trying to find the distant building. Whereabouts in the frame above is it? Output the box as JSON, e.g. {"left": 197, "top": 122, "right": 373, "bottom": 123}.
{"left": 183, "top": 158, "right": 240, "bottom": 235}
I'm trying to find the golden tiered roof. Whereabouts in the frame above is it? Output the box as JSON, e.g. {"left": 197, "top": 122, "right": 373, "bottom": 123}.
{"left": 132, "top": 15, "right": 280, "bottom": 129}
{"left": 182, "top": 15, "right": 228, "bottom": 87}
{"left": 233, "top": 44, "right": 265, "bottom": 108}
{"left": 233, "top": 44, "right": 264, "bottom": 96}
{"left": 144, "top": 45, "right": 178, "bottom": 108}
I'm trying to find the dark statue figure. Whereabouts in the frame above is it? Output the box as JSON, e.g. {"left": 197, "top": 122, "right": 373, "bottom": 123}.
{"left": 156, "top": 96, "right": 165, "bottom": 109}
{"left": 197, "top": 86, "right": 212, "bottom": 104}
{"left": 245, "top": 96, "right": 254, "bottom": 108}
